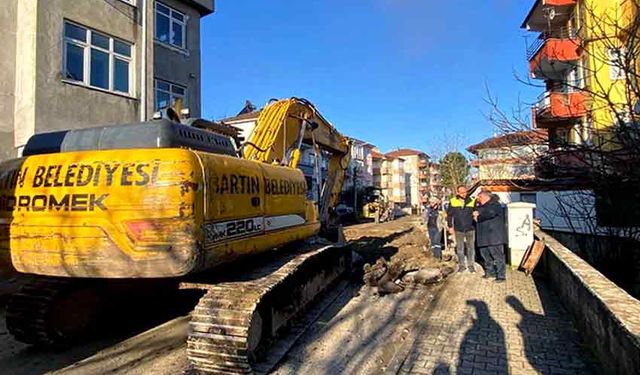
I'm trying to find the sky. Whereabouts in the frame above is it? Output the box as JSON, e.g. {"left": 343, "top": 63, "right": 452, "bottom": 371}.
{"left": 200, "top": 0, "right": 540, "bottom": 158}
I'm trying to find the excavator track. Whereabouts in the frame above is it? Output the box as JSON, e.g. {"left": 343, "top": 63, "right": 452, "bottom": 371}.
{"left": 6, "top": 277, "right": 102, "bottom": 347}
{"left": 183, "top": 243, "right": 350, "bottom": 374}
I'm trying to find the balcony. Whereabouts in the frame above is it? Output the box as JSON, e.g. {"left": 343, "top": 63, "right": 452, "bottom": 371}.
{"left": 527, "top": 27, "right": 580, "bottom": 80}
{"left": 522, "top": 1, "right": 577, "bottom": 32}
{"left": 533, "top": 91, "right": 588, "bottom": 128}
{"left": 534, "top": 149, "right": 592, "bottom": 179}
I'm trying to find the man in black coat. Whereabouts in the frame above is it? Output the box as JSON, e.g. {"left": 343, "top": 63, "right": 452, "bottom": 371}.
{"left": 473, "top": 191, "right": 507, "bottom": 282}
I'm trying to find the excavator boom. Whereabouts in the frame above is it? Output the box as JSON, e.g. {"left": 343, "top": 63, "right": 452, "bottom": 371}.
{"left": 243, "top": 98, "right": 351, "bottom": 227}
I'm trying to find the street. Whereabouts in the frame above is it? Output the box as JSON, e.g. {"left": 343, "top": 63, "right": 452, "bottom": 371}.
{"left": 0, "top": 218, "right": 446, "bottom": 375}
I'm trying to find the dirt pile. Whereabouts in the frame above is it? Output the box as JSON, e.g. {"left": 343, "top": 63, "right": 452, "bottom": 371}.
{"left": 346, "top": 217, "right": 456, "bottom": 294}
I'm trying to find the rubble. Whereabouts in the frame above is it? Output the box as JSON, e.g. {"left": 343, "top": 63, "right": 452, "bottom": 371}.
{"left": 351, "top": 217, "right": 457, "bottom": 295}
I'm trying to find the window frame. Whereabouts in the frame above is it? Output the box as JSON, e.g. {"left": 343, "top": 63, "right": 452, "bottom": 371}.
{"left": 154, "top": 78, "right": 187, "bottom": 111}
{"left": 609, "top": 47, "right": 626, "bottom": 81}
{"left": 62, "top": 20, "right": 134, "bottom": 96}
{"left": 154, "top": 2, "right": 187, "bottom": 50}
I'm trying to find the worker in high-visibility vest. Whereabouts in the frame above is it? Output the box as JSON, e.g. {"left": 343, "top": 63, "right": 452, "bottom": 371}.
{"left": 446, "top": 185, "right": 476, "bottom": 273}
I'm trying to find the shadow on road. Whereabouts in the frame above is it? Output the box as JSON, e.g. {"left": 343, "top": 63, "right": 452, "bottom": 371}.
{"left": 509, "top": 280, "right": 602, "bottom": 374}
{"left": 272, "top": 224, "right": 434, "bottom": 374}
{"left": 456, "top": 299, "right": 508, "bottom": 374}
{"left": 0, "top": 287, "right": 204, "bottom": 375}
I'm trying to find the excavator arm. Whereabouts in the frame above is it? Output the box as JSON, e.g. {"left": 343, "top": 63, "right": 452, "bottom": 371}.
{"left": 243, "top": 98, "right": 351, "bottom": 227}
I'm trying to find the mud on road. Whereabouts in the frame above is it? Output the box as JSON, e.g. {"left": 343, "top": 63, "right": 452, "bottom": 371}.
{"left": 0, "top": 216, "right": 449, "bottom": 375}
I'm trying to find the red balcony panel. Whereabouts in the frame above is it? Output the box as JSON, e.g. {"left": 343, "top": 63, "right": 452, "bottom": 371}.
{"left": 545, "top": 0, "right": 576, "bottom": 5}
{"left": 529, "top": 38, "right": 581, "bottom": 79}
{"left": 548, "top": 92, "right": 587, "bottom": 117}
{"left": 534, "top": 91, "right": 588, "bottom": 127}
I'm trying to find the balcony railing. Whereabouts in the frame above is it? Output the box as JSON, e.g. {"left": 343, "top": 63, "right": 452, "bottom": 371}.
{"left": 526, "top": 26, "right": 578, "bottom": 60}
{"left": 535, "top": 149, "right": 592, "bottom": 179}
{"left": 534, "top": 90, "right": 588, "bottom": 122}
{"left": 535, "top": 91, "right": 552, "bottom": 112}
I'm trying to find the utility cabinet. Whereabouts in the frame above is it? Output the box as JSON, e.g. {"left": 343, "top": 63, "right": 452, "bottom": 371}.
{"left": 506, "top": 202, "right": 536, "bottom": 267}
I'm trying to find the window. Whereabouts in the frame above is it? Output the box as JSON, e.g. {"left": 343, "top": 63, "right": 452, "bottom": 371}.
{"left": 63, "top": 21, "right": 132, "bottom": 94}
{"left": 154, "top": 79, "right": 186, "bottom": 110}
{"left": 556, "top": 128, "right": 570, "bottom": 145}
{"left": 613, "top": 110, "right": 634, "bottom": 127}
{"left": 155, "top": 2, "right": 186, "bottom": 49}
{"left": 609, "top": 48, "right": 626, "bottom": 80}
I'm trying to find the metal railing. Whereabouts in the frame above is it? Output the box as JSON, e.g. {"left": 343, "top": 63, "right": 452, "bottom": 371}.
{"left": 535, "top": 91, "right": 552, "bottom": 113}
{"left": 526, "top": 26, "right": 578, "bottom": 60}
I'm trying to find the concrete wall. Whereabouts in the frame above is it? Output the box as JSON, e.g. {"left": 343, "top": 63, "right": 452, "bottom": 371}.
{"left": 536, "top": 229, "right": 640, "bottom": 375}
{"left": 33, "top": 0, "right": 142, "bottom": 137}
{"left": 154, "top": 0, "right": 203, "bottom": 117}
{"left": 1, "top": 0, "right": 208, "bottom": 159}
{"left": 545, "top": 230, "right": 640, "bottom": 299}
{"left": 0, "top": 0, "right": 18, "bottom": 159}
{"left": 186, "top": 0, "right": 214, "bottom": 13}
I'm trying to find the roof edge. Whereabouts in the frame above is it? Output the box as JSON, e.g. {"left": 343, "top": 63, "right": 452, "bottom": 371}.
{"left": 520, "top": 0, "right": 542, "bottom": 29}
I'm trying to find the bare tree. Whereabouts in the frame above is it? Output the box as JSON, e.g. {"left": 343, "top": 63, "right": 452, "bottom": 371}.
{"left": 484, "top": 1, "right": 640, "bottom": 240}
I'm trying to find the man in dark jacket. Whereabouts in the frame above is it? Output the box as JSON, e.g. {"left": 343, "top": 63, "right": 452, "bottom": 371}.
{"left": 447, "top": 185, "right": 476, "bottom": 272}
{"left": 473, "top": 191, "right": 507, "bottom": 282}
{"left": 423, "top": 197, "right": 444, "bottom": 260}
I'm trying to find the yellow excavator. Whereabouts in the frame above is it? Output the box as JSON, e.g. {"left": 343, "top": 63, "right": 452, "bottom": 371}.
{"left": 361, "top": 186, "right": 391, "bottom": 223}
{"left": 0, "top": 97, "right": 350, "bottom": 373}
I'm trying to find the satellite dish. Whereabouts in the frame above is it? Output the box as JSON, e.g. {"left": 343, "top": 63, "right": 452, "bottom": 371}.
{"left": 543, "top": 7, "right": 557, "bottom": 21}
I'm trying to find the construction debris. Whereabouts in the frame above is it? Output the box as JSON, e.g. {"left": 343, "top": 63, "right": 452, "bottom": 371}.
{"left": 362, "top": 257, "right": 455, "bottom": 294}
{"left": 351, "top": 217, "right": 457, "bottom": 295}
{"left": 346, "top": 218, "right": 455, "bottom": 295}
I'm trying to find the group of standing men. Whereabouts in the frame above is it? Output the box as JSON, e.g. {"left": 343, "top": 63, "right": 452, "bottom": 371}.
{"left": 423, "top": 185, "right": 507, "bottom": 282}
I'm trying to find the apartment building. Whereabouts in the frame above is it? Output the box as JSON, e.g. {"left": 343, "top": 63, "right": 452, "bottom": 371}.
{"left": 467, "top": 130, "right": 548, "bottom": 181}
{"left": 343, "top": 138, "right": 375, "bottom": 193}
{"left": 523, "top": 0, "right": 636, "bottom": 148}
{"left": 521, "top": 0, "right": 640, "bottom": 232}
{"left": 383, "top": 156, "right": 407, "bottom": 205}
{"left": 371, "top": 149, "right": 406, "bottom": 205}
{"left": 429, "top": 163, "right": 446, "bottom": 199}
{"left": 371, "top": 150, "right": 384, "bottom": 190}
{"left": 385, "top": 149, "right": 429, "bottom": 209}
{"left": 0, "top": 0, "right": 214, "bottom": 161}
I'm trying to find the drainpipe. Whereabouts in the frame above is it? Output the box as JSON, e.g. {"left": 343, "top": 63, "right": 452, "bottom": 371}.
{"left": 140, "top": 0, "right": 147, "bottom": 121}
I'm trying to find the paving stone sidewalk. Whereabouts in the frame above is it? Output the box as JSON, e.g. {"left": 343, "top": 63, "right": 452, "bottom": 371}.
{"left": 398, "top": 269, "right": 601, "bottom": 375}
